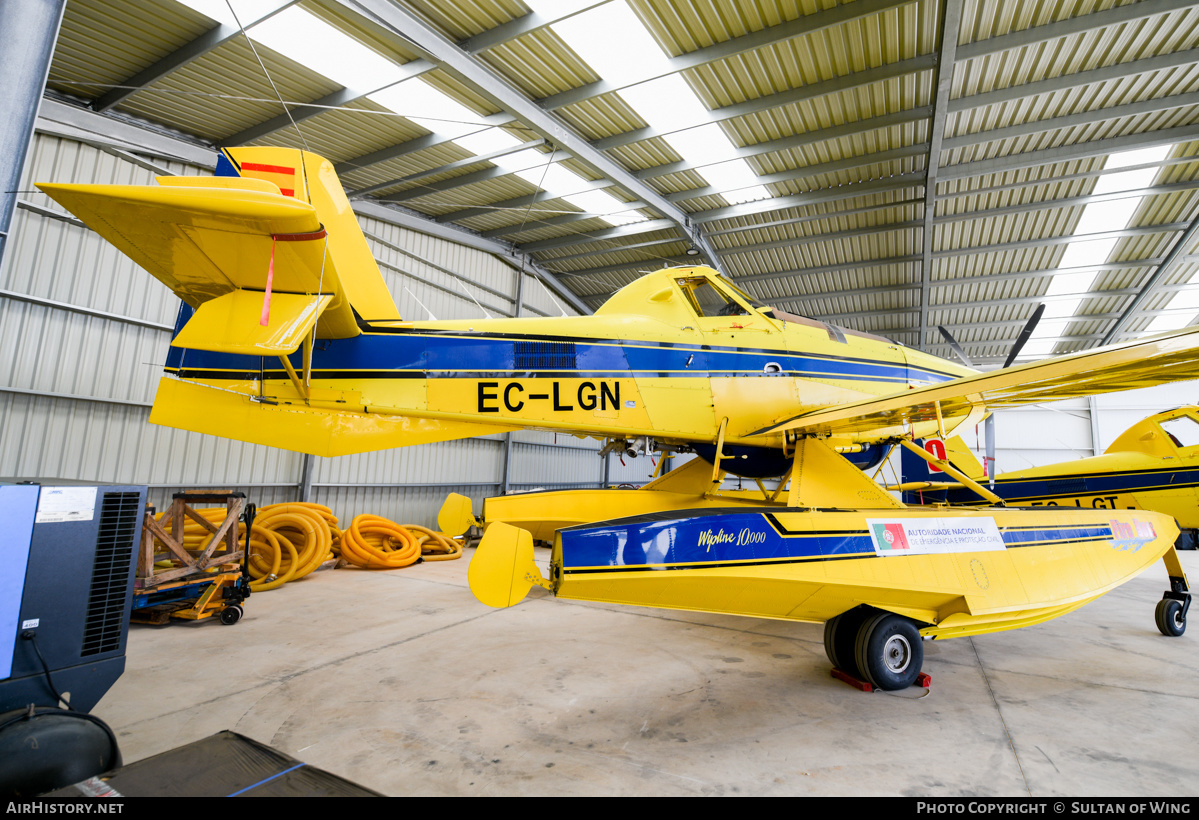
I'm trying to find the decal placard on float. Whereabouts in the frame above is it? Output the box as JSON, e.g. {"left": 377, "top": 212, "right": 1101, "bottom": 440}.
{"left": 866, "top": 517, "right": 1005, "bottom": 556}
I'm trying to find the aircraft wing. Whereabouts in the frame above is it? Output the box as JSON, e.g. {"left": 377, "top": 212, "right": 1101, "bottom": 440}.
{"left": 749, "top": 324, "right": 1199, "bottom": 438}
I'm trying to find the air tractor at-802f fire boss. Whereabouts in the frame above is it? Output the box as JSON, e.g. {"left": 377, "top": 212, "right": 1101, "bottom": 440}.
{"left": 40, "top": 146, "right": 1196, "bottom": 691}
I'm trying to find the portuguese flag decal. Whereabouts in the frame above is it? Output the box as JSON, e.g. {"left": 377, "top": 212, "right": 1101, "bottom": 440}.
{"left": 872, "top": 522, "right": 910, "bottom": 552}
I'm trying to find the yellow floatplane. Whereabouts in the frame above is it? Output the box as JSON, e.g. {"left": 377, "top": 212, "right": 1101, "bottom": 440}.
{"left": 39, "top": 147, "right": 1194, "bottom": 690}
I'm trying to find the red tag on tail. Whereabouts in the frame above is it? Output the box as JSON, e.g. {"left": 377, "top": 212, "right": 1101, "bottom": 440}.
{"left": 260, "top": 236, "right": 276, "bottom": 326}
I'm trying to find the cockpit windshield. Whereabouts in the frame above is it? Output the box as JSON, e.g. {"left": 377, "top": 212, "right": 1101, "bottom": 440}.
{"left": 676, "top": 277, "right": 749, "bottom": 317}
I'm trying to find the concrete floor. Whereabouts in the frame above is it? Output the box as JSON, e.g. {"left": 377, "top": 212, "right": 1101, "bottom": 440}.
{"left": 93, "top": 547, "right": 1199, "bottom": 797}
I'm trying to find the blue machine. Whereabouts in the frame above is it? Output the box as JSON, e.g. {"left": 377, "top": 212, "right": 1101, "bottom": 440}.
{"left": 1, "top": 482, "right": 147, "bottom": 713}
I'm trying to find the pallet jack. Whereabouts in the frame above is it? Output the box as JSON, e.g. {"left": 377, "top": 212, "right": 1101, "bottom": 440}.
{"left": 132, "top": 493, "right": 255, "bottom": 626}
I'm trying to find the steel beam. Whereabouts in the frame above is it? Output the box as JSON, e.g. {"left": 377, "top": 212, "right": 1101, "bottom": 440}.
{"left": 36, "top": 98, "right": 216, "bottom": 167}
{"left": 433, "top": 179, "right": 618, "bottom": 224}
{"left": 226, "top": 2, "right": 611, "bottom": 145}
{"left": 944, "top": 90, "right": 1199, "bottom": 153}
{"left": 0, "top": 0, "right": 66, "bottom": 273}
{"left": 634, "top": 110, "right": 933, "bottom": 183}
{"left": 539, "top": 0, "right": 918, "bottom": 112}
{"left": 691, "top": 173, "right": 927, "bottom": 224}
{"left": 541, "top": 236, "right": 687, "bottom": 266}
{"left": 321, "top": 0, "right": 1197, "bottom": 220}
{"left": 919, "top": 0, "right": 964, "bottom": 350}
{"left": 720, "top": 220, "right": 923, "bottom": 256}
{"left": 223, "top": 60, "right": 437, "bottom": 145}
{"left": 955, "top": 0, "right": 1199, "bottom": 62}
{"left": 460, "top": 2, "right": 612, "bottom": 54}
{"left": 1101, "top": 204, "right": 1199, "bottom": 344}
{"left": 949, "top": 46, "right": 1199, "bottom": 114}
{"left": 481, "top": 205, "right": 649, "bottom": 239}
{"left": 663, "top": 144, "right": 930, "bottom": 205}
{"left": 349, "top": 138, "right": 544, "bottom": 198}
{"left": 93, "top": 0, "right": 298, "bottom": 112}
{"left": 557, "top": 255, "right": 698, "bottom": 283}
{"left": 343, "top": 0, "right": 727, "bottom": 272}
{"left": 935, "top": 222, "right": 1189, "bottom": 258}
{"left": 524, "top": 219, "right": 676, "bottom": 253}
{"left": 377, "top": 160, "right": 536, "bottom": 204}
{"left": 352, "top": 199, "right": 591, "bottom": 314}
{"left": 940, "top": 122, "right": 1199, "bottom": 182}
{"left": 590, "top": 56, "right": 937, "bottom": 153}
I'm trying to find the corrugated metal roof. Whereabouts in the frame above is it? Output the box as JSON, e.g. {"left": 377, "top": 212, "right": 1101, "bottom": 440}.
{"left": 35, "top": 0, "right": 1199, "bottom": 361}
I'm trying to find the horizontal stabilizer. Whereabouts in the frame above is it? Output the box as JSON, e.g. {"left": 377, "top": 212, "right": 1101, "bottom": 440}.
{"left": 38, "top": 168, "right": 364, "bottom": 339}
{"left": 172, "top": 290, "right": 332, "bottom": 355}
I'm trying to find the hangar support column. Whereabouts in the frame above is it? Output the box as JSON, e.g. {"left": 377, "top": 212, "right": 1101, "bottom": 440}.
{"left": 0, "top": 0, "right": 66, "bottom": 272}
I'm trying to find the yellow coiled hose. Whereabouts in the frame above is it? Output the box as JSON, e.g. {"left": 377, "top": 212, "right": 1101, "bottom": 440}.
{"left": 246, "top": 503, "right": 338, "bottom": 590}
{"left": 337, "top": 515, "right": 464, "bottom": 569}
{"left": 154, "top": 504, "right": 460, "bottom": 578}
{"left": 155, "top": 503, "right": 340, "bottom": 592}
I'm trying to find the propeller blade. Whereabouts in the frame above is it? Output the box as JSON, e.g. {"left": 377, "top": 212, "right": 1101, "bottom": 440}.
{"left": 937, "top": 325, "right": 973, "bottom": 367}
{"left": 1003, "top": 303, "right": 1046, "bottom": 368}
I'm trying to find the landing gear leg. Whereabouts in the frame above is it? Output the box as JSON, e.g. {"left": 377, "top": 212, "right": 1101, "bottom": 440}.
{"left": 1157, "top": 546, "right": 1191, "bottom": 637}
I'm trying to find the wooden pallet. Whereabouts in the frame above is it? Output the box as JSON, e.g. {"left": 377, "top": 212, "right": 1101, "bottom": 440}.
{"left": 137, "top": 491, "right": 245, "bottom": 589}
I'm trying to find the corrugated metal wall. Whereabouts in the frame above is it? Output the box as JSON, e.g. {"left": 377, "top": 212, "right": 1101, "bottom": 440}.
{"left": 0, "top": 132, "right": 617, "bottom": 528}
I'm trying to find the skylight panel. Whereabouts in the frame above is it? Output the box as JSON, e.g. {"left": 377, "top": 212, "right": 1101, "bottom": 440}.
{"left": 248, "top": 6, "right": 407, "bottom": 90}
{"left": 621, "top": 77, "right": 714, "bottom": 133}
{"left": 523, "top": 0, "right": 612, "bottom": 18}
{"left": 454, "top": 129, "right": 523, "bottom": 156}
{"left": 549, "top": 1, "right": 671, "bottom": 87}
{"left": 564, "top": 190, "right": 646, "bottom": 225}
{"left": 175, "top": 0, "right": 280, "bottom": 26}
{"left": 514, "top": 164, "right": 589, "bottom": 194}
{"left": 535, "top": 0, "right": 773, "bottom": 209}
{"left": 368, "top": 80, "right": 489, "bottom": 140}
{"left": 1018, "top": 145, "right": 1172, "bottom": 358}
{"left": 1166, "top": 281, "right": 1199, "bottom": 312}
{"left": 1144, "top": 314, "right": 1194, "bottom": 333}
{"left": 1040, "top": 299, "right": 1083, "bottom": 319}
{"left": 1141, "top": 266, "right": 1199, "bottom": 336}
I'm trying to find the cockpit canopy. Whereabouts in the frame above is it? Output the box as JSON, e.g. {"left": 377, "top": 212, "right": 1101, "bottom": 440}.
{"left": 594, "top": 266, "right": 893, "bottom": 345}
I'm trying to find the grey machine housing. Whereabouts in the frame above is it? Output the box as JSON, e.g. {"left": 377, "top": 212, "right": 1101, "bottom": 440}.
{"left": 1, "top": 482, "right": 147, "bottom": 713}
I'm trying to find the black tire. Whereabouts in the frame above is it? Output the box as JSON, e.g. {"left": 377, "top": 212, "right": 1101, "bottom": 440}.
{"left": 824, "top": 607, "right": 873, "bottom": 678}
{"left": 854, "top": 613, "right": 923, "bottom": 691}
{"left": 219, "top": 605, "right": 242, "bottom": 625}
{"left": 1156, "top": 598, "right": 1186, "bottom": 637}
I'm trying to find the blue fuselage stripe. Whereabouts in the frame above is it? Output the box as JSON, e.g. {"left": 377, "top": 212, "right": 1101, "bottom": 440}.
{"left": 941, "top": 469, "right": 1199, "bottom": 504}
{"left": 166, "top": 330, "right": 957, "bottom": 385}
{"left": 558, "top": 512, "right": 1114, "bottom": 570}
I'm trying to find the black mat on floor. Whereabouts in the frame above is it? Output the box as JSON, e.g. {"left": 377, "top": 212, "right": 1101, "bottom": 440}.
{"left": 49, "top": 730, "right": 382, "bottom": 797}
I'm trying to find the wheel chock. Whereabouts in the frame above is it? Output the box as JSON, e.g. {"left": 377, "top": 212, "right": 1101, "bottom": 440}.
{"left": 831, "top": 667, "right": 874, "bottom": 691}
{"left": 830, "top": 667, "right": 932, "bottom": 692}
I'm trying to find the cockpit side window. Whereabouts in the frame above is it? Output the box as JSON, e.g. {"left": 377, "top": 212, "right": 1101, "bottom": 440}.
{"left": 1160, "top": 416, "right": 1199, "bottom": 448}
{"left": 676, "top": 277, "right": 748, "bottom": 317}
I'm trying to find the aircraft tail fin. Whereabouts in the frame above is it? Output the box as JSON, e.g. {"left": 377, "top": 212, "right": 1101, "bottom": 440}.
{"left": 37, "top": 147, "right": 400, "bottom": 355}
{"left": 899, "top": 435, "right": 986, "bottom": 485}
{"left": 467, "top": 523, "right": 551, "bottom": 608}
{"left": 944, "top": 435, "right": 986, "bottom": 479}
{"left": 217, "top": 147, "right": 400, "bottom": 325}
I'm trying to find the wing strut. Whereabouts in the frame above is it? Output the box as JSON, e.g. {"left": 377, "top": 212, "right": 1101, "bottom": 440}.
{"left": 897, "top": 439, "right": 1004, "bottom": 505}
